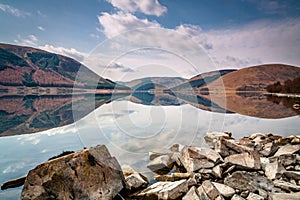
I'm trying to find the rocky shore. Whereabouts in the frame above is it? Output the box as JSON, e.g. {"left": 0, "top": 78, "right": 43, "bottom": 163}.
{"left": 3, "top": 132, "right": 300, "bottom": 199}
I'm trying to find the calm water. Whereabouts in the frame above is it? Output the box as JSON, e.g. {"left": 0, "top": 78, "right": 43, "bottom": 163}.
{"left": 0, "top": 93, "right": 299, "bottom": 199}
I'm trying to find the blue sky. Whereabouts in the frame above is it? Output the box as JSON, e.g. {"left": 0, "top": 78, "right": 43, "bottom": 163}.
{"left": 1, "top": 0, "right": 300, "bottom": 79}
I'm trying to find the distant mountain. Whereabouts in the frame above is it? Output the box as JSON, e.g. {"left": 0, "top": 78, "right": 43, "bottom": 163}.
{"left": 171, "top": 69, "right": 236, "bottom": 91}
{"left": 205, "top": 64, "right": 300, "bottom": 92}
{"left": 0, "top": 43, "right": 128, "bottom": 90}
{"left": 202, "top": 64, "right": 300, "bottom": 118}
{"left": 120, "top": 77, "right": 186, "bottom": 90}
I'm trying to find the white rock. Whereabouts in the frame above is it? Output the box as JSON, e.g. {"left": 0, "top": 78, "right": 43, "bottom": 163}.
{"left": 213, "top": 182, "right": 235, "bottom": 198}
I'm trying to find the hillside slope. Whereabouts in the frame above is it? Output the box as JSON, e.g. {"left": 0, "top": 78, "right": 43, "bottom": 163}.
{"left": 0, "top": 43, "right": 126, "bottom": 90}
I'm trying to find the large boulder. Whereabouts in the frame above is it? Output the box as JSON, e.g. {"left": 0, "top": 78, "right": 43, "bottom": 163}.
{"left": 20, "top": 145, "right": 125, "bottom": 200}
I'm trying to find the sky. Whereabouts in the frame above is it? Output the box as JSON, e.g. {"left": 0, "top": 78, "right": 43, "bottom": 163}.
{"left": 1, "top": 0, "right": 300, "bottom": 80}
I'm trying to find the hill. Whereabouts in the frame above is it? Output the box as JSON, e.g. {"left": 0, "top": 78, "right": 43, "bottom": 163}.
{"left": 0, "top": 43, "right": 128, "bottom": 90}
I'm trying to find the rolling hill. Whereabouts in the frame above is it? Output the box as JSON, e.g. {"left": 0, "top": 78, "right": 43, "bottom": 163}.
{"left": 0, "top": 43, "right": 128, "bottom": 90}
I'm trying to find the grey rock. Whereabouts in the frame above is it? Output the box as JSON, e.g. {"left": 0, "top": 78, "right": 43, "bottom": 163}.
{"left": 274, "top": 179, "right": 300, "bottom": 191}
{"left": 182, "top": 186, "right": 200, "bottom": 200}
{"left": 259, "top": 142, "right": 279, "bottom": 157}
{"left": 180, "top": 146, "right": 215, "bottom": 172}
{"left": 187, "top": 177, "right": 198, "bottom": 187}
{"left": 213, "top": 182, "right": 235, "bottom": 198}
{"left": 154, "top": 172, "right": 191, "bottom": 182}
{"left": 125, "top": 173, "right": 148, "bottom": 191}
{"left": 270, "top": 154, "right": 297, "bottom": 166}
{"left": 197, "top": 185, "right": 211, "bottom": 200}
{"left": 215, "top": 138, "right": 254, "bottom": 157}
{"left": 149, "top": 152, "right": 171, "bottom": 161}
{"left": 246, "top": 192, "right": 264, "bottom": 200}
{"left": 224, "top": 171, "right": 274, "bottom": 192}
{"left": 270, "top": 192, "right": 300, "bottom": 200}
{"left": 201, "top": 180, "right": 225, "bottom": 200}
{"left": 273, "top": 145, "right": 300, "bottom": 157}
{"left": 136, "top": 179, "right": 188, "bottom": 199}
{"left": 224, "top": 152, "right": 261, "bottom": 170}
{"left": 205, "top": 132, "right": 233, "bottom": 148}
{"left": 187, "top": 146, "right": 223, "bottom": 163}
{"left": 212, "top": 165, "right": 223, "bottom": 178}
{"left": 264, "top": 161, "right": 285, "bottom": 179}
{"left": 284, "top": 171, "right": 300, "bottom": 181}
{"left": 20, "top": 145, "right": 125, "bottom": 200}
{"left": 231, "top": 194, "right": 246, "bottom": 200}
{"left": 147, "top": 154, "right": 174, "bottom": 175}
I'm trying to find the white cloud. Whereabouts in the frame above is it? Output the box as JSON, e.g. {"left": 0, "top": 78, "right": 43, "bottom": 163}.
{"left": 98, "top": 11, "right": 161, "bottom": 38}
{"left": 14, "top": 34, "right": 38, "bottom": 46}
{"left": 95, "top": 11, "right": 300, "bottom": 80}
{"left": 107, "top": 0, "right": 167, "bottom": 16}
{"left": 37, "top": 26, "right": 45, "bottom": 31}
{"left": 39, "top": 44, "right": 87, "bottom": 61}
{"left": 0, "top": 3, "right": 30, "bottom": 17}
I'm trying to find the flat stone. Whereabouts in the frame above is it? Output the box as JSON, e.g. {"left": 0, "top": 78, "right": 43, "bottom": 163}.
{"left": 264, "top": 161, "right": 285, "bottom": 179}
{"left": 270, "top": 192, "right": 300, "bottom": 200}
{"left": 180, "top": 146, "right": 215, "bottom": 172}
{"left": 149, "top": 152, "right": 171, "bottom": 161}
{"left": 274, "top": 180, "right": 300, "bottom": 191}
{"left": 284, "top": 171, "right": 300, "bottom": 181}
{"left": 147, "top": 155, "right": 174, "bottom": 175}
{"left": 20, "top": 145, "right": 125, "bottom": 200}
{"left": 224, "top": 171, "right": 274, "bottom": 193}
{"left": 136, "top": 179, "right": 188, "bottom": 200}
{"left": 270, "top": 154, "right": 297, "bottom": 166}
{"left": 154, "top": 173, "right": 191, "bottom": 182}
{"left": 259, "top": 142, "right": 279, "bottom": 157}
{"left": 197, "top": 185, "right": 210, "bottom": 200}
{"left": 231, "top": 194, "right": 246, "bottom": 200}
{"left": 212, "top": 182, "right": 235, "bottom": 198}
{"left": 182, "top": 186, "right": 200, "bottom": 200}
{"left": 246, "top": 192, "right": 264, "bottom": 200}
{"left": 273, "top": 145, "right": 300, "bottom": 157}
{"left": 187, "top": 146, "right": 223, "bottom": 163}
{"left": 212, "top": 165, "right": 223, "bottom": 178}
{"left": 201, "top": 180, "right": 225, "bottom": 200}
{"left": 224, "top": 152, "right": 261, "bottom": 170}
{"left": 205, "top": 132, "right": 233, "bottom": 148}
{"left": 215, "top": 138, "right": 254, "bottom": 157}
{"left": 125, "top": 173, "right": 148, "bottom": 191}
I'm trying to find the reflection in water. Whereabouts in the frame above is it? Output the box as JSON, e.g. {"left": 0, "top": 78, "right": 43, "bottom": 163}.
{"left": 1, "top": 90, "right": 299, "bottom": 137}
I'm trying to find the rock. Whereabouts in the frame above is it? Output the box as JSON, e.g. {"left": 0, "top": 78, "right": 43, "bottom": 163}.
{"left": 246, "top": 192, "right": 264, "bottom": 200}
{"left": 197, "top": 185, "right": 211, "bottom": 200}
{"left": 215, "top": 138, "right": 254, "bottom": 157}
{"left": 122, "top": 166, "right": 148, "bottom": 191}
{"left": 231, "top": 194, "right": 246, "bottom": 200}
{"left": 1, "top": 176, "right": 26, "bottom": 190}
{"left": 270, "top": 192, "right": 300, "bottom": 200}
{"left": 224, "top": 171, "right": 274, "bottom": 193}
{"left": 205, "top": 132, "right": 233, "bottom": 148}
{"left": 169, "top": 144, "right": 184, "bottom": 152}
{"left": 187, "top": 177, "right": 198, "bottom": 187}
{"left": 147, "top": 155, "right": 174, "bottom": 175}
{"left": 20, "top": 145, "right": 125, "bottom": 200}
{"left": 149, "top": 152, "right": 171, "bottom": 161}
{"left": 264, "top": 161, "right": 285, "bottom": 179}
{"left": 284, "top": 171, "right": 300, "bottom": 181}
{"left": 212, "top": 165, "right": 223, "bottom": 178}
{"left": 212, "top": 182, "right": 235, "bottom": 198}
{"left": 135, "top": 179, "right": 188, "bottom": 199}
{"left": 201, "top": 180, "right": 225, "bottom": 200}
{"left": 180, "top": 146, "right": 215, "bottom": 172}
{"left": 182, "top": 186, "right": 200, "bottom": 200}
{"left": 154, "top": 172, "right": 191, "bottom": 182}
{"left": 259, "top": 142, "right": 279, "bottom": 157}
{"left": 270, "top": 154, "right": 297, "bottom": 166}
{"left": 274, "top": 180, "right": 300, "bottom": 191}
{"left": 224, "top": 152, "right": 261, "bottom": 170}
{"left": 187, "top": 146, "right": 223, "bottom": 163}
{"left": 273, "top": 145, "right": 300, "bottom": 157}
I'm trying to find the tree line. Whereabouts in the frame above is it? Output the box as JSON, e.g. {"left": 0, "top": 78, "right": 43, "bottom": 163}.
{"left": 266, "top": 76, "right": 300, "bottom": 93}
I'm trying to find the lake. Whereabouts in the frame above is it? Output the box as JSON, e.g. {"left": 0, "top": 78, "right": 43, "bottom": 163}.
{"left": 0, "top": 92, "right": 299, "bottom": 199}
